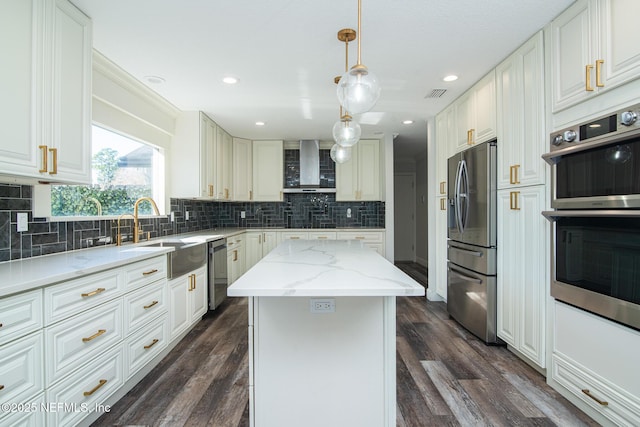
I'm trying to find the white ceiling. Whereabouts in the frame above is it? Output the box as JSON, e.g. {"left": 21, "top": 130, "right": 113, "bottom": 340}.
{"left": 71, "top": 0, "right": 574, "bottom": 160}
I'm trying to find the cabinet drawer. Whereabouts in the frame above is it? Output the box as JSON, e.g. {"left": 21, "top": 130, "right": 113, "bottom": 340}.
{"left": 0, "top": 332, "right": 43, "bottom": 406}
{"left": 123, "top": 255, "right": 167, "bottom": 291}
{"left": 0, "top": 393, "right": 45, "bottom": 425}
{"left": 44, "top": 269, "right": 123, "bottom": 325}
{"left": 0, "top": 289, "right": 42, "bottom": 346}
{"left": 552, "top": 353, "right": 640, "bottom": 426}
{"left": 124, "top": 280, "right": 168, "bottom": 335}
{"left": 554, "top": 301, "right": 640, "bottom": 397}
{"left": 125, "top": 313, "right": 169, "bottom": 379}
{"left": 336, "top": 231, "right": 383, "bottom": 242}
{"left": 308, "top": 231, "right": 337, "bottom": 240}
{"left": 279, "top": 231, "right": 308, "bottom": 241}
{"left": 45, "top": 299, "right": 123, "bottom": 386}
{"left": 46, "top": 345, "right": 124, "bottom": 427}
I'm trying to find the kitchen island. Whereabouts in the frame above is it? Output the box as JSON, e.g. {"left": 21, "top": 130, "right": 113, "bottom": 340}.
{"left": 228, "top": 239, "right": 425, "bottom": 427}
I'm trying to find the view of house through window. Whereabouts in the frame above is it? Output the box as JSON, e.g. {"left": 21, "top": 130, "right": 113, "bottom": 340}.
{"left": 51, "top": 125, "right": 164, "bottom": 217}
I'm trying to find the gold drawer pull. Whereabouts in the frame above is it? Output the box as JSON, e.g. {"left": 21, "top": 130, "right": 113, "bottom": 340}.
{"left": 233, "top": 250, "right": 238, "bottom": 261}
{"left": 39, "top": 145, "right": 48, "bottom": 172}
{"left": 440, "top": 198, "right": 446, "bottom": 210}
{"left": 144, "top": 338, "right": 159, "bottom": 350}
{"left": 83, "top": 379, "right": 107, "bottom": 396}
{"left": 143, "top": 300, "right": 159, "bottom": 309}
{"left": 439, "top": 181, "right": 446, "bottom": 194}
{"left": 317, "top": 236, "right": 328, "bottom": 239}
{"left": 595, "top": 59, "right": 604, "bottom": 88}
{"left": 142, "top": 269, "right": 158, "bottom": 276}
{"left": 509, "top": 191, "right": 520, "bottom": 211}
{"left": 49, "top": 148, "right": 58, "bottom": 175}
{"left": 585, "top": 64, "right": 594, "bottom": 91}
{"left": 249, "top": 190, "right": 253, "bottom": 200}
{"left": 208, "top": 184, "right": 214, "bottom": 197}
{"left": 81, "top": 288, "right": 105, "bottom": 298}
{"left": 82, "top": 329, "right": 106, "bottom": 343}
{"left": 355, "top": 236, "right": 365, "bottom": 240}
{"left": 290, "top": 236, "right": 300, "bottom": 240}
{"left": 581, "top": 389, "right": 608, "bottom": 406}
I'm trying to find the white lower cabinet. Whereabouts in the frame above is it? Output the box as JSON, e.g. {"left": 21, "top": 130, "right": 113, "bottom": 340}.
{"left": 45, "top": 299, "right": 124, "bottom": 385}
{"left": 169, "top": 265, "right": 208, "bottom": 340}
{"left": 227, "top": 235, "right": 246, "bottom": 284}
{"left": 0, "top": 254, "right": 193, "bottom": 426}
{"left": 46, "top": 345, "right": 125, "bottom": 427}
{"left": 0, "top": 332, "right": 43, "bottom": 408}
{"left": 496, "top": 186, "right": 546, "bottom": 368}
{"left": 0, "top": 289, "right": 42, "bottom": 346}
{"left": 245, "top": 230, "right": 278, "bottom": 271}
{"left": 336, "top": 231, "right": 385, "bottom": 256}
{"left": 550, "top": 301, "right": 640, "bottom": 426}
{"left": 125, "top": 313, "right": 169, "bottom": 379}
{"left": 434, "top": 197, "right": 448, "bottom": 300}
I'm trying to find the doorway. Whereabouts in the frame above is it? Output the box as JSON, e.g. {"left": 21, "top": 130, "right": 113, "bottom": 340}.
{"left": 394, "top": 172, "right": 416, "bottom": 261}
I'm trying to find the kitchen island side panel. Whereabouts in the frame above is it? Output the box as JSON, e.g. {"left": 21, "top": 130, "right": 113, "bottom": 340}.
{"left": 251, "top": 296, "right": 396, "bottom": 427}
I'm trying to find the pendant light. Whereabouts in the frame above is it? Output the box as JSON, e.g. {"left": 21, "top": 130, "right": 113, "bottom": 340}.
{"left": 336, "top": 0, "right": 381, "bottom": 115}
{"left": 333, "top": 28, "right": 361, "bottom": 148}
{"left": 330, "top": 143, "right": 352, "bottom": 163}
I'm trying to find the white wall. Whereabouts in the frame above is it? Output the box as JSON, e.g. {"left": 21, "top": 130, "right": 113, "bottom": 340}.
{"left": 415, "top": 154, "right": 428, "bottom": 267}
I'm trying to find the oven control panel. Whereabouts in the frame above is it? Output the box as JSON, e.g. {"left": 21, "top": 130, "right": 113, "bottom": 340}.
{"left": 549, "top": 103, "right": 640, "bottom": 151}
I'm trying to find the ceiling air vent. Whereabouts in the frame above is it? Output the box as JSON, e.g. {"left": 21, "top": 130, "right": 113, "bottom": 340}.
{"left": 425, "top": 89, "right": 447, "bottom": 99}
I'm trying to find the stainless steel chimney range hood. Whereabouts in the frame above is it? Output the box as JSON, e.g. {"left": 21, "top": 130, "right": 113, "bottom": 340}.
{"left": 282, "top": 140, "right": 336, "bottom": 193}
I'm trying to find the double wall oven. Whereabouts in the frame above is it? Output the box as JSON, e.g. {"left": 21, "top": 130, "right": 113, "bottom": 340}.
{"left": 543, "top": 103, "right": 640, "bottom": 331}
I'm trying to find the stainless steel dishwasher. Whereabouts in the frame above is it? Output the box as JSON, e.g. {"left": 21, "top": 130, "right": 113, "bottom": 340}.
{"left": 209, "top": 238, "right": 228, "bottom": 310}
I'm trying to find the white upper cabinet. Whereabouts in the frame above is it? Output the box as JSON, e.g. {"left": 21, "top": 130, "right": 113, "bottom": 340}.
{"left": 0, "top": 0, "right": 91, "bottom": 184}
{"left": 434, "top": 106, "right": 455, "bottom": 196}
{"left": 216, "top": 127, "right": 233, "bottom": 200}
{"left": 496, "top": 31, "right": 546, "bottom": 189}
{"left": 549, "top": 0, "right": 640, "bottom": 113}
{"left": 454, "top": 70, "right": 496, "bottom": 151}
{"left": 336, "top": 139, "right": 381, "bottom": 201}
{"left": 233, "top": 138, "right": 253, "bottom": 201}
{"left": 172, "top": 111, "right": 215, "bottom": 198}
{"left": 172, "top": 112, "right": 236, "bottom": 200}
{"left": 252, "top": 140, "right": 283, "bottom": 201}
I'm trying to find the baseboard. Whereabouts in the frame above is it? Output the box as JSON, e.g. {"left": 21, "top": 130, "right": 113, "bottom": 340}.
{"left": 415, "top": 256, "right": 427, "bottom": 267}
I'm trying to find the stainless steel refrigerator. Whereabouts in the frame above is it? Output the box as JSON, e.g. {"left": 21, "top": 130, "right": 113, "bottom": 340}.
{"left": 446, "top": 140, "right": 499, "bottom": 344}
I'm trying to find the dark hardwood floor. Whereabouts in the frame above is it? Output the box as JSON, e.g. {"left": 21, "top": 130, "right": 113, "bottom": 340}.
{"left": 93, "top": 265, "right": 598, "bottom": 427}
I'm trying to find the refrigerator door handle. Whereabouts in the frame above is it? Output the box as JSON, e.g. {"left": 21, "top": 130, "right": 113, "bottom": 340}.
{"left": 454, "top": 160, "right": 464, "bottom": 234}
{"left": 460, "top": 160, "right": 470, "bottom": 232}
{"left": 448, "top": 266, "right": 483, "bottom": 284}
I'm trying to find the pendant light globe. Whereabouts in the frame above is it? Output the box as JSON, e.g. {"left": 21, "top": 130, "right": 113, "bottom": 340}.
{"left": 337, "top": 66, "right": 380, "bottom": 114}
{"left": 330, "top": 144, "right": 352, "bottom": 163}
{"left": 332, "top": 115, "right": 361, "bottom": 147}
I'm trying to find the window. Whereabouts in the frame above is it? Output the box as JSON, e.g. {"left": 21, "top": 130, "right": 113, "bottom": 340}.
{"left": 51, "top": 125, "right": 165, "bottom": 217}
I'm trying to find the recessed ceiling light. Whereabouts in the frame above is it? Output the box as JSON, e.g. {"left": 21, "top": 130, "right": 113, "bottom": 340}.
{"left": 223, "top": 76, "right": 238, "bottom": 84}
{"left": 402, "top": 120, "right": 414, "bottom": 125}
{"left": 144, "top": 75, "right": 165, "bottom": 84}
{"left": 255, "top": 121, "right": 265, "bottom": 126}
{"left": 443, "top": 75, "right": 458, "bottom": 82}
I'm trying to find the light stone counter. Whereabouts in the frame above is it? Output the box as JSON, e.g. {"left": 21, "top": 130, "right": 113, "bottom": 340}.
{"left": 228, "top": 239, "right": 424, "bottom": 297}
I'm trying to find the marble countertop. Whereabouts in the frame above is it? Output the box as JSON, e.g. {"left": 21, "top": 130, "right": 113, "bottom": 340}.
{"left": 228, "top": 240, "right": 425, "bottom": 297}
{"left": 0, "top": 227, "right": 387, "bottom": 299}
{"left": 0, "top": 231, "right": 228, "bottom": 298}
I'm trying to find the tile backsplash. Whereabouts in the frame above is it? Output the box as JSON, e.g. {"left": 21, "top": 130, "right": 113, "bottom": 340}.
{"left": 0, "top": 183, "right": 384, "bottom": 262}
